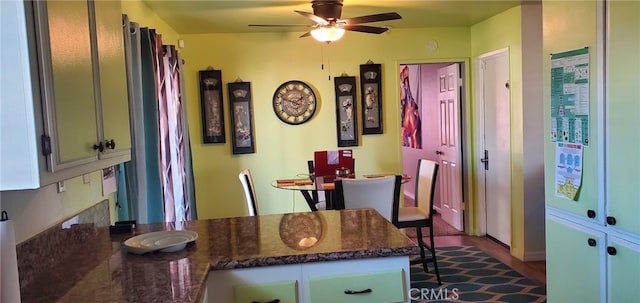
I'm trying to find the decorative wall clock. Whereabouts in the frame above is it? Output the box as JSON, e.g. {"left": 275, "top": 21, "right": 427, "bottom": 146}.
{"left": 272, "top": 80, "right": 317, "bottom": 125}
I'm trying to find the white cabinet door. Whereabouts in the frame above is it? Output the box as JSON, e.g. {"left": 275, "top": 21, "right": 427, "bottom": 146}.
{"left": 607, "top": 236, "right": 640, "bottom": 302}
{"left": 546, "top": 215, "right": 605, "bottom": 303}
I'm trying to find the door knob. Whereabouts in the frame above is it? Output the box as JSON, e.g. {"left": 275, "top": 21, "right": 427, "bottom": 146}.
{"left": 436, "top": 151, "right": 444, "bottom": 155}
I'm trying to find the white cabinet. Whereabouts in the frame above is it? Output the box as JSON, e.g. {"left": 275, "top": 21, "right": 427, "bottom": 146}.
{"left": 206, "top": 256, "right": 410, "bottom": 303}
{"left": 0, "top": 0, "right": 130, "bottom": 190}
{"left": 545, "top": 1, "right": 640, "bottom": 301}
{"left": 547, "top": 214, "right": 640, "bottom": 303}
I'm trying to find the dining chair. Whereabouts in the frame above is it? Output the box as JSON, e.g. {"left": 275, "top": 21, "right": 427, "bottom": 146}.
{"left": 306, "top": 160, "right": 325, "bottom": 210}
{"left": 308, "top": 158, "right": 357, "bottom": 211}
{"left": 334, "top": 175, "right": 402, "bottom": 222}
{"left": 392, "top": 159, "right": 442, "bottom": 285}
{"left": 238, "top": 169, "right": 258, "bottom": 216}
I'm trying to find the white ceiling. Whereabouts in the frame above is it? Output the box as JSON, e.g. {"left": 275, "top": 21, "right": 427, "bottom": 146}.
{"left": 142, "top": 0, "right": 526, "bottom": 35}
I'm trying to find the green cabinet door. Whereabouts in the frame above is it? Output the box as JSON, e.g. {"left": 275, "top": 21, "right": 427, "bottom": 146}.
{"left": 606, "top": 0, "right": 640, "bottom": 236}
{"left": 234, "top": 281, "right": 298, "bottom": 303}
{"left": 42, "top": 0, "right": 98, "bottom": 166}
{"left": 608, "top": 237, "right": 640, "bottom": 303}
{"left": 93, "top": 0, "right": 131, "bottom": 156}
{"left": 546, "top": 216, "right": 604, "bottom": 303}
{"left": 309, "top": 269, "right": 406, "bottom": 303}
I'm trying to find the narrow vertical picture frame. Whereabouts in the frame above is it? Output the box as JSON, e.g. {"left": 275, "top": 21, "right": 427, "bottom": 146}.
{"left": 228, "top": 81, "right": 255, "bottom": 154}
{"left": 199, "top": 69, "right": 225, "bottom": 143}
{"left": 334, "top": 76, "right": 358, "bottom": 147}
{"left": 360, "top": 63, "right": 383, "bottom": 134}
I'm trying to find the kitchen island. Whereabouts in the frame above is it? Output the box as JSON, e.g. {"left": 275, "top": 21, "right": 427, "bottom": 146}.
{"left": 19, "top": 208, "right": 418, "bottom": 302}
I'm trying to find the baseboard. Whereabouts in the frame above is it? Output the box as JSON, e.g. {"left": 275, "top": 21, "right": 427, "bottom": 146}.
{"left": 521, "top": 250, "right": 546, "bottom": 262}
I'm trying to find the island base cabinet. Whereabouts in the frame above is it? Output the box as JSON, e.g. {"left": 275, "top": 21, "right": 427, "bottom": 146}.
{"left": 206, "top": 256, "right": 410, "bottom": 303}
{"left": 235, "top": 281, "right": 298, "bottom": 303}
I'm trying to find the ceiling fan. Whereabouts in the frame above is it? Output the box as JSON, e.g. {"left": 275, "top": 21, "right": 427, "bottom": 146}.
{"left": 249, "top": 0, "right": 402, "bottom": 42}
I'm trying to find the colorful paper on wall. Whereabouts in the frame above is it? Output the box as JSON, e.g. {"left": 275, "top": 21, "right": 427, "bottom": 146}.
{"left": 555, "top": 143, "right": 583, "bottom": 200}
{"left": 550, "top": 47, "right": 590, "bottom": 146}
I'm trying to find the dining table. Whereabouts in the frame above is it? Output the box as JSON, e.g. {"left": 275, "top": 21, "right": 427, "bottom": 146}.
{"left": 272, "top": 173, "right": 411, "bottom": 211}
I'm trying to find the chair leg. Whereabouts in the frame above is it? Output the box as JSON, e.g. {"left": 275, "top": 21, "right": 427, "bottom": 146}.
{"left": 415, "top": 227, "right": 429, "bottom": 273}
{"left": 427, "top": 223, "right": 442, "bottom": 285}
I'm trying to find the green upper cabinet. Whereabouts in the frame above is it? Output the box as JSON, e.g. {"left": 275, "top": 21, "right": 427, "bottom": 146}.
{"left": 606, "top": 0, "right": 640, "bottom": 235}
{"left": 93, "top": 0, "right": 131, "bottom": 157}
{"left": 41, "top": 0, "right": 99, "bottom": 167}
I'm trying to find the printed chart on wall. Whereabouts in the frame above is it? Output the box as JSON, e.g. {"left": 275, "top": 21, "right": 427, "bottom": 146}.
{"left": 555, "top": 143, "right": 583, "bottom": 200}
{"left": 550, "top": 47, "right": 590, "bottom": 146}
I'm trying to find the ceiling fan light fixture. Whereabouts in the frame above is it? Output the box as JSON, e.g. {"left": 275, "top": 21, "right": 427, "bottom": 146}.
{"left": 310, "top": 26, "right": 345, "bottom": 43}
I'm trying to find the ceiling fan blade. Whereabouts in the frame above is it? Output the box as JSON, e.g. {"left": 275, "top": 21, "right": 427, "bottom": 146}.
{"left": 299, "top": 32, "right": 311, "bottom": 38}
{"left": 249, "top": 24, "right": 313, "bottom": 28}
{"left": 342, "top": 12, "right": 401, "bottom": 25}
{"left": 343, "top": 25, "right": 390, "bottom": 34}
{"left": 295, "top": 10, "right": 329, "bottom": 25}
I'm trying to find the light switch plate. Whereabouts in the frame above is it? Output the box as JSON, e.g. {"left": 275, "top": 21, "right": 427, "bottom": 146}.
{"left": 83, "top": 174, "right": 91, "bottom": 184}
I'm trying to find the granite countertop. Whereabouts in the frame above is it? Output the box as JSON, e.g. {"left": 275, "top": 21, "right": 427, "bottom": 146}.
{"left": 20, "top": 209, "right": 418, "bottom": 303}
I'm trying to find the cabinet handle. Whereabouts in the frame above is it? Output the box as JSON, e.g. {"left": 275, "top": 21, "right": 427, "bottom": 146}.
{"left": 93, "top": 142, "right": 104, "bottom": 152}
{"left": 587, "top": 238, "right": 597, "bottom": 247}
{"left": 344, "top": 288, "right": 372, "bottom": 295}
{"left": 105, "top": 139, "right": 116, "bottom": 150}
{"left": 606, "top": 216, "right": 616, "bottom": 226}
{"left": 607, "top": 246, "right": 617, "bottom": 256}
{"left": 587, "top": 209, "right": 596, "bottom": 218}
{"left": 251, "top": 300, "right": 280, "bottom": 303}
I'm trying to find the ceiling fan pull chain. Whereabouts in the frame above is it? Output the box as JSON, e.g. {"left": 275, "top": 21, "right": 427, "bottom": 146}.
{"left": 320, "top": 45, "right": 325, "bottom": 71}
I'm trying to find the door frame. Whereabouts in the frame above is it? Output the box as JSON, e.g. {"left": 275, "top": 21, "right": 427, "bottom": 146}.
{"left": 396, "top": 58, "right": 473, "bottom": 233}
{"left": 474, "top": 47, "right": 510, "bottom": 236}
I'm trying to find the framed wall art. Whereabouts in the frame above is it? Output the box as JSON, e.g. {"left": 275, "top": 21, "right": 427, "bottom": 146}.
{"left": 199, "top": 68, "right": 225, "bottom": 143}
{"left": 360, "top": 62, "right": 383, "bottom": 134}
{"left": 228, "top": 81, "right": 255, "bottom": 154}
{"left": 334, "top": 76, "right": 358, "bottom": 147}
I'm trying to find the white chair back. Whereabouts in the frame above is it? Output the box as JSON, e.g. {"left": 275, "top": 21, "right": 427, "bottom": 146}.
{"left": 335, "top": 175, "right": 402, "bottom": 222}
{"left": 415, "top": 159, "right": 439, "bottom": 219}
{"left": 238, "top": 169, "right": 258, "bottom": 216}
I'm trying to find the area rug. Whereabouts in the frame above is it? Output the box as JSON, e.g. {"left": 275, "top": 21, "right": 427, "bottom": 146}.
{"left": 403, "top": 213, "right": 465, "bottom": 237}
{"left": 410, "top": 246, "right": 546, "bottom": 303}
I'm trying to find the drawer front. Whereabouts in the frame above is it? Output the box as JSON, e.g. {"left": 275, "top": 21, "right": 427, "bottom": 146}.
{"left": 309, "top": 269, "right": 405, "bottom": 303}
{"left": 234, "top": 280, "right": 298, "bottom": 303}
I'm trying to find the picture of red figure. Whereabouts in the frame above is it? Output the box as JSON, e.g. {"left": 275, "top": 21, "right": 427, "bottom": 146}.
{"left": 400, "top": 64, "right": 422, "bottom": 149}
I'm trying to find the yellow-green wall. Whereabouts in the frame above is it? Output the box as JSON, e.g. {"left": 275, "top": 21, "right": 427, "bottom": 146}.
{"left": 0, "top": 171, "right": 114, "bottom": 244}
{"left": 178, "top": 28, "right": 473, "bottom": 218}
{"left": 121, "top": 0, "right": 179, "bottom": 44}
{"left": 469, "top": 5, "right": 545, "bottom": 260}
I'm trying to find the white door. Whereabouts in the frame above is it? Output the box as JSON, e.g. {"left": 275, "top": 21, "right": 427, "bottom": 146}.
{"left": 478, "top": 49, "right": 511, "bottom": 246}
{"left": 436, "top": 64, "right": 463, "bottom": 231}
